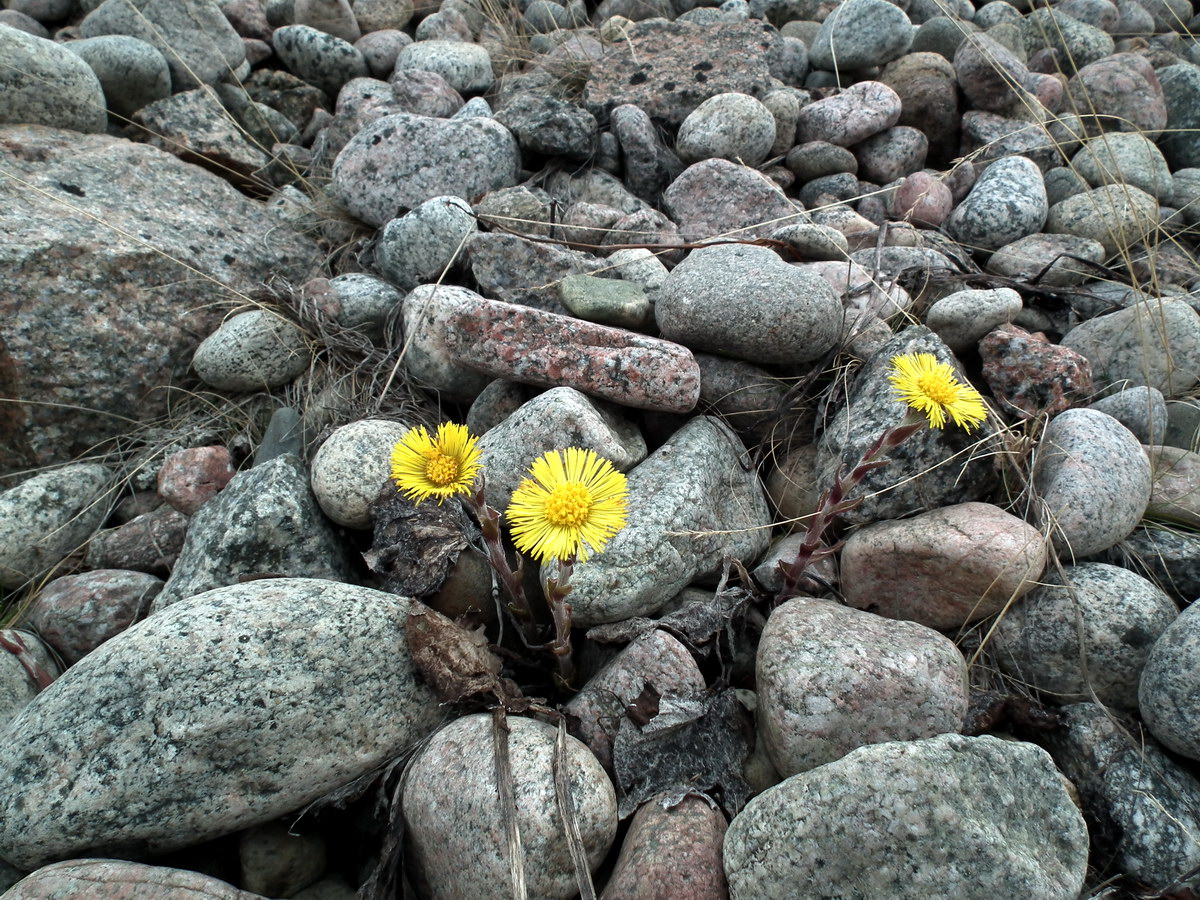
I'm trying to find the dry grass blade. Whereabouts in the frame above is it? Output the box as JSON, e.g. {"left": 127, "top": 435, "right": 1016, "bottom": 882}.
{"left": 554, "top": 717, "right": 597, "bottom": 900}
{"left": 493, "top": 708, "right": 528, "bottom": 900}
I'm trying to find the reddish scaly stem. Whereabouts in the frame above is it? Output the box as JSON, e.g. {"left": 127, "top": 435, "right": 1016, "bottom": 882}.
{"left": 541, "top": 556, "right": 576, "bottom": 687}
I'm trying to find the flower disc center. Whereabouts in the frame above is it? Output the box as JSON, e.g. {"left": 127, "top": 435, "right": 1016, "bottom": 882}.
{"left": 424, "top": 452, "right": 460, "bottom": 487}
{"left": 544, "top": 482, "right": 593, "bottom": 528}
{"left": 916, "top": 373, "right": 957, "bottom": 407}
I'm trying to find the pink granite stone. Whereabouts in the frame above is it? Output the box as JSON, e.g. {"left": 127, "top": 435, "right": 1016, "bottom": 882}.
{"left": 156, "top": 446, "right": 237, "bottom": 515}
{"left": 85, "top": 505, "right": 189, "bottom": 575}
{"left": 3, "top": 858, "right": 260, "bottom": 899}
{"left": 980, "top": 324, "right": 1094, "bottom": 418}
{"left": 443, "top": 296, "right": 701, "bottom": 413}
{"left": 600, "top": 793, "right": 729, "bottom": 900}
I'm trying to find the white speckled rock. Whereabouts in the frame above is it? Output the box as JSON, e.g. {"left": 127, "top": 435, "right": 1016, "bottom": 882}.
{"left": 724, "top": 734, "right": 1089, "bottom": 899}
{"left": 310, "top": 418, "right": 411, "bottom": 529}
{"left": 994, "top": 562, "right": 1178, "bottom": 709}
{"left": 395, "top": 39, "right": 493, "bottom": 94}
{"left": 756, "top": 598, "right": 968, "bottom": 777}
{"left": 563, "top": 630, "right": 705, "bottom": 772}
{"left": 808, "top": 0, "right": 914, "bottom": 71}
{"left": 475, "top": 387, "right": 646, "bottom": 510}
{"left": 1061, "top": 298, "right": 1200, "bottom": 399}
{"left": 925, "top": 287, "right": 1023, "bottom": 352}
{"left": 656, "top": 244, "right": 841, "bottom": 365}
{"left": 332, "top": 113, "right": 520, "bottom": 228}
{"left": 0, "top": 463, "right": 111, "bottom": 590}
{"left": 840, "top": 501, "right": 1046, "bottom": 630}
{"left": 566, "top": 416, "right": 771, "bottom": 626}
{"left": 0, "top": 578, "right": 442, "bottom": 871}
{"left": 0, "top": 630, "right": 60, "bottom": 730}
{"left": 1071, "top": 131, "right": 1173, "bottom": 202}
{"left": 63, "top": 35, "right": 170, "bottom": 119}
{"left": 1046, "top": 183, "right": 1160, "bottom": 256}
{"left": 946, "top": 155, "right": 1048, "bottom": 251}
{"left": 273, "top": 23, "right": 368, "bottom": 98}
{"left": 400, "top": 284, "right": 493, "bottom": 401}
{"left": 327, "top": 272, "right": 405, "bottom": 334}
{"left": 375, "top": 195, "right": 477, "bottom": 290}
{"left": 2, "top": 859, "right": 261, "bottom": 899}
{"left": 192, "top": 310, "right": 312, "bottom": 392}
{"left": 1088, "top": 386, "right": 1167, "bottom": 445}
{"left": 1032, "top": 408, "right": 1152, "bottom": 559}
{"left": 403, "top": 713, "right": 618, "bottom": 900}
{"left": 676, "top": 92, "right": 776, "bottom": 166}
{"left": 1141, "top": 599, "right": 1200, "bottom": 761}
{"left": 1145, "top": 444, "right": 1200, "bottom": 530}
{"left": 0, "top": 24, "right": 107, "bottom": 133}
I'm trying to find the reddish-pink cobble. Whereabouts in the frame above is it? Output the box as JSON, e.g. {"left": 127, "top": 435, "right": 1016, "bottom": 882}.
{"left": 443, "top": 296, "right": 701, "bottom": 413}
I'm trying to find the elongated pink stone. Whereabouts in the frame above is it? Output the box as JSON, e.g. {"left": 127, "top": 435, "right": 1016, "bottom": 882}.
{"left": 443, "top": 296, "right": 701, "bottom": 413}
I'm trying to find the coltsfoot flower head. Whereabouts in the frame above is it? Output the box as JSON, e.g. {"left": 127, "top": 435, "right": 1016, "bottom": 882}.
{"left": 506, "top": 447, "right": 629, "bottom": 563}
{"left": 390, "top": 422, "right": 482, "bottom": 504}
{"left": 888, "top": 352, "right": 988, "bottom": 431}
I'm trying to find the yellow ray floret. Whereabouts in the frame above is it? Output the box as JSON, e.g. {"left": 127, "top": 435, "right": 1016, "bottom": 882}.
{"left": 887, "top": 352, "right": 988, "bottom": 431}
{"left": 506, "top": 447, "right": 629, "bottom": 563}
{"left": 390, "top": 422, "right": 482, "bottom": 504}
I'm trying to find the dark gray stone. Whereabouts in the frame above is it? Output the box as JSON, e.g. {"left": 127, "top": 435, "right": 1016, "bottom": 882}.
{"left": 273, "top": 23, "right": 368, "bottom": 99}
{"left": 1088, "top": 386, "right": 1168, "bottom": 445}
{"left": 0, "top": 24, "right": 106, "bottom": 132}
{"left": 494, "top": 93, "right": 598, "bottom": 161}
{"left": 724, "top": 734, "right": 1089, "bottom": 898}
{"left": 0, "top": 579, "right": 441, "bottom": 870}
{"left": 1141, "top": 597, "right": 1200, "bottom": 760}
{"left": 946, "top": 155, "right": 1048, "bottom": 252}
{"left": 809, "top": 0, "right": 914, "bottom": 71}
{"left": 1159, "top": 63, "right": 1200, "bottom": 170}
{"left": 151, "top": 454, "right": 354, "bottom": 611}
{"left": 1106, "top": 525, "right": 1200, "bottom": 608}
{"left": 610, "top": 103, "right": 685, "bottom": 201}
{"left": 63, "top": 35, "right": 170, "bottom": 119}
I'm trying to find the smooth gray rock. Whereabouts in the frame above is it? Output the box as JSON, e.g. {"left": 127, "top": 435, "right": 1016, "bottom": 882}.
{"left": 310, "top": 418, "right": 410, "bottom": 529}
{"left": 1107, "top": 525, "right": 1200, "bottom": 607}
{"left": 192, "top": 310, "right": 312, "bottom": 392}
{"left": 925, "top": 287, "right": 1022, "bottom": 352}
{"left": 494, "top": 93, "right": 598, "bottom": 161}
{"left": 0, "top": 25, "right": 106, "bottom": 132}
{"left": 400, "top": 284, "right": 493, "bottom": 401}
{"left": 656, "top": 244, "right": 841, "bottom": 365}
{"left": 809, "top": 0, "right": 914, "bottom": 71}
{"left": 1159, "top": 63, "right": 1200, "bottom": 170}
{"left": 0, "top": 630, "right": 60, "bottom": 730}
{"left": 1045, "top": 183, "right": 1160, "bottom": 256}
{"left": 375, "top": 195, "right": 477, "bottom": 290}
{"left": 1044, "top": 703, "right": 1200, "bottom": 895}
{"left": 985, "top": 232, "right": 1106, "bottom": 287}
{"left": 80, "top": 0, "right": 244, "bottom": 90}
{"left": 676, "top": 92, "right": 776, "bottom": 166}
{"left": 946, "top": 155, "right": 1047, "bottom": 252}
{"left": 0, "top": 579, "right": 441, "bottom": 870}
{"left": 2, "top": 860, "right": 262, "bottom": 897}
{"left": 403, "top": 714, "right": 617, "bottom": 900}
{"left": 565, "top": 416, "right": 771, "bottom": 626}
{"left": 63, "top": 35, "right": 170, "bottom": 119}
{"left": 1021, "top": 7, "right": 1114, "bottom": 72}
{"left": 332, "top": 112, "right": 520, "bottom": 228}
{"left": 327, "top": 272, "right": 405, "bottom": 334}
{"left": 476, "top": 387, "right": 645, "bottom": 510}
{"left": 151, "top": 454, "right": 354, "bottom": 610}
{"left": 1071, "top": 132, "right": 1173, "bottom": 202}
{"left": 992, "top": 563, "right": 1177, "bottom": 709}
{"left": 1032, "top": 408, "right": 1152, "bottom": 559}
{"left": 1089, "top": 386, "right": 1168, "bottom": 444}
{"left": 293, "top": 0, "right": 359, "bottom": 43}
{"left": 724, "top": 734, "right": 1089, "bottom": 899}
{"left": 558, "top": 274, "right": 650, "bottom": 329}
{"left": 816, "top": 327, "right": 999, "bottom": 525}
{"left": 273, "top": 24, "right": 368, "bottom": 98}
{"left": 1142, "top": 598, "right": 1200, "bottom": 760}
{"left": 394, "top": 39, "right": 493, "bottom": 94}
{"left": 1061, "top": 298, "right": 1200, "bottom": 399}
{"left": 757, "top": 598, "right": 967, "bottom": 777}
{"left": 0, "top": 464, "right": 111, "bottom": 590}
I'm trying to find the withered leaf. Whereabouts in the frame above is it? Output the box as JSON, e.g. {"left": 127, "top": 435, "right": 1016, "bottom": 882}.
{"left": 612, "top": 687, "right": 752, "bottom": 819}
{"left": 406, "top": 601, "right": 529, "bottom": 710}
{"left": 365, "top": 485, "right": 470, "bottom": 597}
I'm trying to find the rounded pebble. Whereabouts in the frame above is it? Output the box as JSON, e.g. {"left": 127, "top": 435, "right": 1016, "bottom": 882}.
{"left": 1141, "top": 599, "right": 1200, "bottom": 760}
{"left": 376, "top": 195, "right": 477, "bottom": 290}
{"left": 0, "top": 24, "right": 106, "bottom": 133}
{"left": 926, "top": 287, "right": 1022, "bottom": 352}
{"left": 192, "top": 310, "right": 312, "bottom": 392}
{"left": 395, "top": 39, "right": 493, "bottom": 94}
{"left": 676, "top": 92, "right": 777, "bottom": 166}
{"left": 310, "top": 418, "right": 410, "bottom": 529}
{"left": 63, "top": 35, "right": 170, "bottom": 119}
{"left": 946, "top": 155, "right": 1048, "bottom": 252}
{"left": 809, "top": 0, "right": 914, "bottom": 71}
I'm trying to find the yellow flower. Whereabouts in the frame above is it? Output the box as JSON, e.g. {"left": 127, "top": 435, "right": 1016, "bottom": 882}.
{"left": 506, "top": 448, "right": 629, "bottom": 563}
{"left": 888, "top": 352, "right": 988, "bottom": 431}
{"left": 390, "top": 422, "right": 482, "bottom": 504}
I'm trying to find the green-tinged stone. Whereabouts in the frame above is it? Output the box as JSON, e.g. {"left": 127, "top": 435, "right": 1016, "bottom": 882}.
{"left": 559, "top": 274, "right": 651, "bottom": 329}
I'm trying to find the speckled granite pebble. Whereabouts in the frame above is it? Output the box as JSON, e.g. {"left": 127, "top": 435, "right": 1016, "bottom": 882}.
{"left": 64, "top": 35, "right": 170, "bottom": 119}
{"left": 239, "top": 820, "right": 326, "bottom": 897}
{"left": 1071, "top": 131, "right": 1173, "bottom": 202}
{"left": 443, "top": 295, "right": 701, "bottom": 413}
{"left": 676, "top": 92, "right": 776, "bottom": 166}
{"left": 979, "top": 324, "right": 1093, "bottom": 417}
{"left": 1145, "top": 444, "right": 1200, "bottom": 530}
{"left": 1046, "top": 183, "right": 1160, "bottom": 256}
{"left": 476, "top": 386, "right": 645, "bottom": 509}
{"left": 310, "top": 418, "right": 410, "bottom": 529}
{"left": 565, "top": 416, "right": 771, "bottom": 626}
{"left": 601, "top": 793, "right": 728, "bottom": 899}
{"left": 656, "top": 244, "right": 841, "bottom": 365}
{"left": 332, "top": 112, "right": 520, "bottom": 228}
{"left": 0, "top": 463, "right": 111, "bottom": 590}
{"left": 808, "top": 0, "right": 914, "bottom": 71}
{"left": 2, "top": 859, "right": 261, "bottom": 899}
{"left": 0, "top": 630, "right": 59, "bottom": 729}
{"left": 795, "top": 80, "right": 902, "bottom": 146}
{"left": 926, "top": 287, "right": 1022, "bottom": 352}
{"left": 401, "top": 284, "right": 494, "bottom": 401}
{"left": 395, "top": 39, "right": 493, "bottom": 94}
{"left": 945, "top": 155, "right": 1047, "bottom": 252}
{"left": 375, "top": 195, "right": 477, "bottom": 290}
{"left": 273, "top": 23, "right": 368, "bottom": 98}
{"left": 1089, "top": 386, "right": 1168, "bottom": 445}
{"left": 403, "top": 713, "right": 617, "bottom": 900}
{"left": 0, "top": 579, "right": 441, "bottom": 870}
{"left": 192, "top": 310, "right": 311, "bottom": 392}
{"left": 1032, "top": 408, "right": 1152, "bottom": 559}
{"left": 724, "top": 733, "right": 1089, "bottom": 899}
{"left": 993, "top": 563, "right": 1177, "bottom": 709}
{"left": 22, "top": 569, "right": 160, "bottom": 665}
{"left": 985, "top": 233, "right": 1106, "bottom": 287}
{"left": 841, "top": 502, "right": 1045, "bottom": 630}
{"left": 0, "top": 24, "right": 107, "bottom": 132}
{"left": 662, "top": 158, "right": 805, "bottom": 242}
{"left": 156, "top": 445, "right": 235, "bottom": 515}
{"left": 1141, "top": 598, "right": 1200, "bottom": 760}
{"left": 757, "top": 598, "right": 967, "bottom": 777}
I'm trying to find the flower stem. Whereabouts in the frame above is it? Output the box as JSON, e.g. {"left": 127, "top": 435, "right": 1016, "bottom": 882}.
{"left": 776, "top": 416, "right": 925, "bottom": 603}
{"left": 541, "top": 556, "right": 577, "bottom": 687}
{"left": 463, "top": 483, "right": 535, "bottom": 626}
